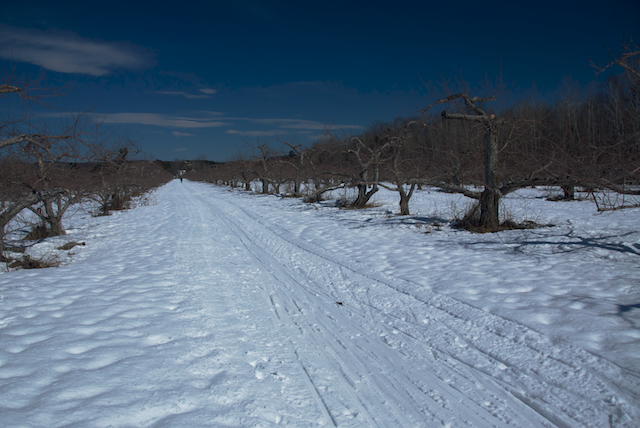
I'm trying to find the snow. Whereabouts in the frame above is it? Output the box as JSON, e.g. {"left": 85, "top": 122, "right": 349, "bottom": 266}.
{"left": 1, "top": 180, "right": 638, "bottom": 427}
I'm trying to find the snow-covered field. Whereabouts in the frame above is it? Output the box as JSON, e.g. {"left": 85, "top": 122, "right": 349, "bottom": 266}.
{"left": 1, "top": 180, "right": 639, "bottom": 427}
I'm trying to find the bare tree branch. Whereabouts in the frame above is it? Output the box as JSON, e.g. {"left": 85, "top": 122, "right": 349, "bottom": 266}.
{"left": 591, "top": 39, "right": 640, "bottom": 82}
{"left": 0, "top": 84, "right": 21, "bottom": 95}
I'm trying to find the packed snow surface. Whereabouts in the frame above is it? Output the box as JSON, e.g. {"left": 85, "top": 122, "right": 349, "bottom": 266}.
{"left": 1, "top": 180, "right": 639, "bottom": 427}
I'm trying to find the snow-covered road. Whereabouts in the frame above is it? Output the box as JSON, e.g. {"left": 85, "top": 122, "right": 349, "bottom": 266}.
{"left": 1, "top": 180, "right": 638, "bottom": 427}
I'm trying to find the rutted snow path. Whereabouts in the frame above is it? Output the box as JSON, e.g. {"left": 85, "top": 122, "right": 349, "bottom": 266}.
{"left": 1, "top": 180, "right": 638, "bottom": 427}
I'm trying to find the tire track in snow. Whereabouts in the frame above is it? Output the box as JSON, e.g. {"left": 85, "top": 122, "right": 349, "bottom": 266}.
{"left": 188, "top": 188, "right": 485, "bottom": 426}
{"left": 199, "top": 198, "right": 392, "bottom": 426}
{"left": 170, "top": 185, "right": 333, "bottom": 427}
{"left": 183, "top": 182, "right": 639, "bottom": 427}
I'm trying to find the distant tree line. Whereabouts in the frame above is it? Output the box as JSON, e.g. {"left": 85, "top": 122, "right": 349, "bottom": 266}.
{"left": 189, "top": 41, "right": 639, "bottom": 231}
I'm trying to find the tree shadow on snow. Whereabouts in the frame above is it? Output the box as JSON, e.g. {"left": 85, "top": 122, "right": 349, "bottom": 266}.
{"left": 509, "top": 231, "right": 640, "bottom": 256}
{"left": 618, "top": 303, "right": 640, "bottom": 314}
{"left": 460, "top": 230, "right": 640, "bottom": 257}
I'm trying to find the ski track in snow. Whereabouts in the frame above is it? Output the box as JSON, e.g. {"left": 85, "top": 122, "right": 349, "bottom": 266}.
{"left": 0, "top": 180, "right": 638, "bottom": 427}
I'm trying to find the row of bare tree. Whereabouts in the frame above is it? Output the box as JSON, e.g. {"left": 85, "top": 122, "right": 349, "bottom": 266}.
{"left": 189, "top": 43, "right": 639, "bottom": 231}
{"left": 1, "top": 72, "right": 172, "bottom": 258}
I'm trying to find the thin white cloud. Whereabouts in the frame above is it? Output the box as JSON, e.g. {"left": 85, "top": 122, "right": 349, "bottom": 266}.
{"left": 0, "top": 24, "right": 154, "bottom": 76}
{"left": 155, "top": 90, "right": 211, "bottom": 99}
{"left": 249, "top": 118, "right": 364, "bottom": 130}
{"left": 199, "top": 88, "right": 216, "bottom": 95}
{"left": 172, "top": 131, "right": 194, "bottom": 137}
{"left": 220, "top": 117, "right": 364, "bottom": 137}
{"left": 226, "top": 129, "right": 284, "bottom": 137}
{"left": 96, "top": 112, "right": 227, "bottom": 128}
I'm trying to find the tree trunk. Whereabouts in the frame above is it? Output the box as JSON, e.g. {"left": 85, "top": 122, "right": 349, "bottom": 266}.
{"left": 479, "top": 123, "right": 501, "bottom": 229}
{"left": 397, "top": 183, "right": 415, "bottom": 216}
{"left": 1, "top": 189, "right": 66, "bottom": 255}
{"left": 479, "top": 187, "right": 500, "bottom": 230}
{"left": 43, "top": 199, "right": 66, "bottom": 236}
{"left": 293, "top": 177, "right": 300, "bottom": 195}
{"left": 399, "top": 191, "right": 410, "bottom": 215}
{"left": 561, "top": 185, "right": 575, "bottom": 200}
{"left": 352, "top": 184, "right": 378, "bottom": 208}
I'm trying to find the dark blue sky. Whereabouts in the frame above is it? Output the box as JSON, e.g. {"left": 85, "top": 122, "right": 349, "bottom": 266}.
{"left": 2, "top": 0, "right": 639, "bottom": 161}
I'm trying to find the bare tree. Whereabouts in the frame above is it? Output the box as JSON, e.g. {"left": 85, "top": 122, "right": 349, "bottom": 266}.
{"left": 378, "top": 120, "right": 423, "bottom": 215}
{"left": 421, "top": 93, "right": 507, "bottom": 229}
{"left": 90, "top": 145, "right": 142, "bottom": 215}
{"left": 589, "top": 39, "right": 640, "bottom": 201}
{"left": 0, "top": 67, "right": 149, "bottom": 259}
{"left": 255, "top": 144, "right": 273, "bottom": 194}
{"left": 299, "top": 139, "right": 348, "bottom": 202}
{"left": 281, "top": 140, "right": 307, "bottom": 196}
{"left": 347, "top": 125, "right": 396, "bottom": 208}
{"left": 0, "top": 72, "right": 74, "bottom": 255}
